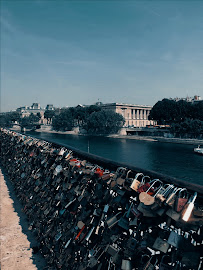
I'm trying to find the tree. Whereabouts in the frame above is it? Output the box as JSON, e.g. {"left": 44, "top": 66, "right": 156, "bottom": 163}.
{"left": 149, "top": 99, "right": 203, "bottom": 124}
{"left": 83, "top": 110, "right": 125, "bottom": 135}
{"left": 149, "top": 99, "right": 178, "bottom": 124}
{"left": 73, "top": 105, "right": 102, "bottom": 127}
{"left": 44, "top": 110, "right": 55, "bottom": 124}
{"left": 171, "top": 118, "right": 203, "bottom": 138}
{"left": 29, "top": 113, "right": 40, "bottom": 123}
{"left": 19, "top": 117, "right": 32, "bottom": 129}
{"left": 36, "top": 112, "right": 41, "bottom": 121}
{"left": 52, "top": 109, "right": 74, "bottom": 131}
{"left": 19, "top": 113, "right": 40, "bottom": 129}
{"left": 192, "top": 101, "right": 203, "bottom": 121}
{"left": 0, "top": 114, "right": 12, "bottom": 128}
{"left": 9, "top": 112, "right": 21, "bottom": 123}
{"left": 0, "top": 112, "right": 21, "bottom": 128}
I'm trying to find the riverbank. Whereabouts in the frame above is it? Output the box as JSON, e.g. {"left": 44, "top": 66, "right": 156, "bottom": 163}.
{"left": 109, "top": 134, "right": 203, "bottom": 145}
{"left": 10, "top": 125, "right": 203, "bottom": 145}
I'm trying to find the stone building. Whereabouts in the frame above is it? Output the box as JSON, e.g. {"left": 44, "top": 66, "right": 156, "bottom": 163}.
{"left": 16, "top": 103, "right": 45, "bottom": 124}
{"left": 100, "top": 103, "right": 156, "bottom": 127}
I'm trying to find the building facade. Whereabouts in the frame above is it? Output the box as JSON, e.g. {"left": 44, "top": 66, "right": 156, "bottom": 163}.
{"left": 16, "top": 103, "right": 54, "bottom": 124}
{"left": 100, "top": 103, "right": 156, "bottom": 127}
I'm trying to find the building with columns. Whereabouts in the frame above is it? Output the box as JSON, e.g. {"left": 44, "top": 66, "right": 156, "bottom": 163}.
{"left": 100, "top": 103, "right": 156, "bottom": 127}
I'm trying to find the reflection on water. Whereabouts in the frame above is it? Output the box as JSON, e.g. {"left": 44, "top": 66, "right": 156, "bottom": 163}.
{"left": 26, "top": 132, "right": 203, "bottom": 185}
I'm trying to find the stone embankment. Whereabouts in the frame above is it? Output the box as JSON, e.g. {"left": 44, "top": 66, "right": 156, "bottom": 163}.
{"left": 0, "top": 128, "right": 203, "bottom": 270}
{"left": 109, "top": 134, "right": 203, "bottom": 145}
{"left": 11, "top": 124, "right": 203, "bottom": 145}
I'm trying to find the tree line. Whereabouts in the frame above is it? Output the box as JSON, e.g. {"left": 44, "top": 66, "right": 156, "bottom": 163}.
{"left": 0, "top": 112, "right": 42, "bottom": 129}
{"left": 149, "top": 99, "right": 203, "bottom": 137}
{"left": 0, "top": 106, "right": 125, "bottom": 135}
{"left": 52, "top": 105, "right": 125, "bottom": 135}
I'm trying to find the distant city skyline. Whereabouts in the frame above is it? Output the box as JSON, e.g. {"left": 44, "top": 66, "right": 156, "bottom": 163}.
{"left": 1, "top": 0, "right": 203, "bottom": 112}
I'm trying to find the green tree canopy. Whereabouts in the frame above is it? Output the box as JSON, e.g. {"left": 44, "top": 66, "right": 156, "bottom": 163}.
{"left": 0, "top": 114, "right": 12, "bottom": 128}
{"left": 19, "top": 113, "right": 41, "bottom": 129}
{"left": 51, "top": 106, "right": 124, "bottom": 134}
{"left": 36, "top": 112, "right": 41, "bottom": 120}
{"left": 44, "top": 110, "right": 55, "bottom": 123}
{"left": 73, "top": 105, "right": 102, "bottom": 126}
{"left": 9, "top": 112, "right": 21, "bottom": 122}
{"left": 193, "top": 101, "right": 203, "bottom": 121}
{"left": 52, "top": 109, "right": 74, "bottom": 131}
{"left": 0, "top": 112, "right": 21, "bottom": 128}
{"left": 83, "top": 110, "right": 125, "bottom": 135}
{"left": 171, "top": 118, "right": 203, "bottom": 137}
{"left": 149, "top": 99, "right": 203, "bottom": 124}
{"left": 51, "top": 105, "right": 102, "bottom": 131}
{"left": 149, "top": 99, "right": 178, "bottom": 124}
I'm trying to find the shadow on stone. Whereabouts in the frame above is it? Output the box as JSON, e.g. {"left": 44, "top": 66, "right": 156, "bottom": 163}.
{"left": 1, "top": 167, "right": 48, "bottom": 270}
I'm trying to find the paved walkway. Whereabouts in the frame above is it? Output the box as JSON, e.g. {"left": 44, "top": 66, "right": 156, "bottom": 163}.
{"left": 0, "top": 169, "right": 37, "bottom": 270}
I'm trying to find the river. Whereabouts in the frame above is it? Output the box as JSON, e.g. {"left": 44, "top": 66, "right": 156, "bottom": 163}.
{"left": 26, "top": 131, "right": 203, "bottom": 186}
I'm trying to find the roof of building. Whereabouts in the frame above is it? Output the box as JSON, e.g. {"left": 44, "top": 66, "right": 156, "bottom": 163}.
{"left": 101, "top": 103, "right": 153, "bottom": 108}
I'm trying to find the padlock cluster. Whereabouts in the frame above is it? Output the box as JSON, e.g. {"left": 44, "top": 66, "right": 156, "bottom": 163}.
{"left": 0, "top": 128, "right": 203, "bottom": 270}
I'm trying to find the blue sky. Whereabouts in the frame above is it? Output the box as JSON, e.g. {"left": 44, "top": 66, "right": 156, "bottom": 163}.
{"left": 1, "top": 0, "right": 203, "bottom": 112}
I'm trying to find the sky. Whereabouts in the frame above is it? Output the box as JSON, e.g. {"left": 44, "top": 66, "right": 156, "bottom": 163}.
{"left": 1, "top": 0, "right": 203, "bottom": 112}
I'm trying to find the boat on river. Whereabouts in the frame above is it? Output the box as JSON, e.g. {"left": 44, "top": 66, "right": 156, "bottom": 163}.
{"left": 194, "top": 145, "right": 203, "bottom": 155}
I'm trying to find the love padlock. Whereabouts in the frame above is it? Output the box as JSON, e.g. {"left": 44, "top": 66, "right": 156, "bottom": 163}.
{"left": 174, "top": 188, "right": 188, "bottom": 212}
{"left": 130, "top": 172, "right": 144, "bottom": 192}
{"left": 139, "top": 179, "right": 163, "bottom": 205}
{"left": 165, "top": 187, "right": 182, "bottom": 208}
{"left": 151, "top": 184, "right": 175, "bottom": 214}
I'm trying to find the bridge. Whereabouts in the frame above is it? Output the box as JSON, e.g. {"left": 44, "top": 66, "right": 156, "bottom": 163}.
{"left": 13, "top": 123, "right": 43, "bottom": 132}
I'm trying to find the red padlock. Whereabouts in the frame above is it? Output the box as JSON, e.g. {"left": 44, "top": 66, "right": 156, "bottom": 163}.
{"left": 94, "top": 167, "right": 104, "bottom": 177}
{"left": 175, "top": 188, "right": 188, "bottom": 212}
{"left": 137, "top": 177, "right": 162, "bottom": 195}
{"left": 69, "top": 158, "right": 81, "bottom": 168}
{"left": 137, "top": 176, "right": 151, "bottom": 193}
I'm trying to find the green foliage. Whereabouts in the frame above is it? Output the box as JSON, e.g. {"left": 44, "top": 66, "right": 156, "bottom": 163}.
{"left": 36, "top": 112, "right": 41, "bottom": 120}
{"left": 193, "top": 101, "right": 203, "bottom": 121}
{"left": 149, "top": 99, "right": 178, "bottom": 124}
{"left": 9, "top": 112, "right": 21, "bottom": 122}
{"left": 171, "top": 119, "right": 203, "bottom": 137}
{"left": 149, "top": 99, "right": 203, "bottom": 137}
{"left": 0, "top": 112, "right": 21, "bottom": 128}
{"left": 149, "top": 99, "right": 203, "bottom": 124}
{"left": 51, "top": 106, "right": 124, "bottom": 134}
{"left": 52, "top": 109, "right": 74, "bottom": 131}
{"left": 83, "top": 110, "right": 125, "bottom": 135}
{"left": 19, "top": 117, "right": 33, "bottom": 129}
{"left": 74, "top": 105, "right": 102, "bottom": 126}
{"left": 44, "top": 110, "right": 55, "bottom": 123}
{"left": 51, "top": 106, "right": 102, "bottom": 131}
{"left": 0, "top": 115, "right": 12, "bottom": 128}
{"left": 19, "top": 113, "right": 40, "bottom": 128}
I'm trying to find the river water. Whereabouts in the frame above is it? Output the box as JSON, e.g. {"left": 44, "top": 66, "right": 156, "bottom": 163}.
{"left": 26, "top": 131, "right": 203, "bottom": 186}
